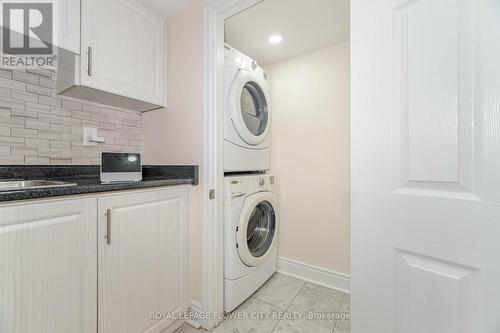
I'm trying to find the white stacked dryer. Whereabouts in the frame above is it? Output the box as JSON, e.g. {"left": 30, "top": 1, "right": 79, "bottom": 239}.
{"left": 224, "top": 44, "right": 272, "bottom": 173}
{"left": 224, "top": 174, "right": 279, "bottom": 312}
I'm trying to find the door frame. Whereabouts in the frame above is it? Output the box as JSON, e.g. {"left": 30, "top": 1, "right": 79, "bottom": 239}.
{"left": 202, "top": 0, "right": 264, "bottom": 330}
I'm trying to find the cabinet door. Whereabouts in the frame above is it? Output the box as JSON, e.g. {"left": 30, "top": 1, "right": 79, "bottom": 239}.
{"left": 81, "top": 0, "right": 138, "bottom": 98}
{"left": 136, "top": 3, "right": 165, "bottom": 106}
{"left": 81, "top": 0, "right": 165, "bottom": 106}
{"left": 0, "top": 198, "right": 97, "bottom": 333}
{"left": 98, "top": 187, "right": 188, "bottom": 333}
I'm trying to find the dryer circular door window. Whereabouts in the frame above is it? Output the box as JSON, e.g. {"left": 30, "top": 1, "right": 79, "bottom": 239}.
{"left": 237, "top": 193, "right": 279, "bottom": 267}
{"left": 229, "top": 70, "right": 271, "bottom": 146}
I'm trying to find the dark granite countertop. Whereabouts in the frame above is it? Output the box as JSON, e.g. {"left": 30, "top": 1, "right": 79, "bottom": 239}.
{"left": 0, "top": 165, "right": 198, "bottom": 202}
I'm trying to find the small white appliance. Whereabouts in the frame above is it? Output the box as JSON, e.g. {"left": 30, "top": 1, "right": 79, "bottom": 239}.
{"left": 224, "top": 174, "right": 279, "bottom": 312}
{"left": 224, "top": 44, "right": 272, "bottom": 172}
{"left": 100, "top": 152, "right": 142, "bottom": 183}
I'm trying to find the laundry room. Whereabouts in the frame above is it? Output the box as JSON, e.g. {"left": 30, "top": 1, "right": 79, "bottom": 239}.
{"left": 219, "top": 0, "right": 351, "bottom": 331}
{"left": 2, "top": 0, "right": 493, "bottom": 331}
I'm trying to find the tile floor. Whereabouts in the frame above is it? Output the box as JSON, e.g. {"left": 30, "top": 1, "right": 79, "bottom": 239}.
{"left": 175, "top": 273, "right": 351, "bottom": 333}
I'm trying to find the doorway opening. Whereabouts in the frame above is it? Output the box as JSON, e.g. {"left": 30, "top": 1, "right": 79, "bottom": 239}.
{"left": 202, "top": 0, "right": 350, "bottom": 331}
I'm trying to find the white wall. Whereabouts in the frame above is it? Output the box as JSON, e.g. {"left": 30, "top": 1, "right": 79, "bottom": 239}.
{"left": 265, "top": 42, "right": 351, "bottom": 274}
{"left": 142, "top": 0, "right": 204, "bottom": 304}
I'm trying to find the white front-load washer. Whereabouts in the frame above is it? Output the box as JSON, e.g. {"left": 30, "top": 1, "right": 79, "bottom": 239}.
{"left": 224, "top": 174, "right": 279, "bottom": 312}
{"left": 224, "top": 44, "right": 272, "bottom": 172}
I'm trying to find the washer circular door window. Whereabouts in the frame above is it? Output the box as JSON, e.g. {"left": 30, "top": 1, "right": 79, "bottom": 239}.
{"left": 229, "top": 70, "right": 271, "bottom": 146}
{"left": 237, "top": 193, "right": 278, "bottom": 267}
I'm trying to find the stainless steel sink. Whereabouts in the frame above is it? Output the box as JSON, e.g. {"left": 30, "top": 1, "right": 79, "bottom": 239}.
{"left": 0, "top": 179, "right": 77, "bottom": 191}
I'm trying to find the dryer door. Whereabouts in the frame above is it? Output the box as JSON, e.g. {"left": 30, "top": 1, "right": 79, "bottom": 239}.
{"left": 236, "top": 192, "right": 279, "bottom": 267}
{"left": 229, "top": 69, "right": 271, "bottom": 146}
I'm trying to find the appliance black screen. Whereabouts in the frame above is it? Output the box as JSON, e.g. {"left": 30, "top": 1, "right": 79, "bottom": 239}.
{"left": 101, "top": 153, "right": 141, "bottom": 173}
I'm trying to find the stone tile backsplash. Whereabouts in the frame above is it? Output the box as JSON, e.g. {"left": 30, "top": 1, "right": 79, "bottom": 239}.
{"left": 0, "top": 67, "right": 143, "bottom": 165}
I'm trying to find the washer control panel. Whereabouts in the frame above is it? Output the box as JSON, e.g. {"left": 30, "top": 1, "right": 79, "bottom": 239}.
{"left": 225, "top": 174, "right": 275, "bottom": 199}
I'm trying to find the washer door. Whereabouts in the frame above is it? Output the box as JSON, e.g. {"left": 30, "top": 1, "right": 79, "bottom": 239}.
{"left": 229, "top": 69, "right": 271, "bottom": 146}
{"left": 237, "top": 192, "right": 279, "bottom": 267}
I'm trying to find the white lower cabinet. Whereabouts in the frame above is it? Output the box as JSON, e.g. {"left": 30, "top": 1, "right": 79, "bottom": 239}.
{"left": 0, "top": 186, "right": 189, "bottom": 333}
{"left": 98, "top": 187, "right": 189, "bottom": 333}
{"left": 0, "top": 197, "right": 97, "bottom": 333}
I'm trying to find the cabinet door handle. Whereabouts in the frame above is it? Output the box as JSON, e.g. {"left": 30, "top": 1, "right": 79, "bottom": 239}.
{"left": 87, "top": 46, "right": 93, "bottom": 77}
{"left": 106, "top": 208, "right": 112, "bottom": 245}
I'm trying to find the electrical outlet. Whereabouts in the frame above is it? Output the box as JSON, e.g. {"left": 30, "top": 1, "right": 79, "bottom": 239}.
{"left": 83, "top": 127, "right": 105, "bottom": 146}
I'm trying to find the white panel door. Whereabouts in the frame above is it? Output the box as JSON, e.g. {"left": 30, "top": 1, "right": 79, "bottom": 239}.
{"left": 0, "top": 197, "right": 97, "bottom": 333}
{"left": 352, "top": 0, "right": 500, "bottom": 332}
{"left": 98, "top": 187, "right": 189, "bottom": 333}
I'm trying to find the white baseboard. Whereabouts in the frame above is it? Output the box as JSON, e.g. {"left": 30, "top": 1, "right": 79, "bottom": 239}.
{"left": 277, "top": 257, "right": 350, "bottom": 294}
{"left": 187, "top": 301, "right": 202, "bottom": 329}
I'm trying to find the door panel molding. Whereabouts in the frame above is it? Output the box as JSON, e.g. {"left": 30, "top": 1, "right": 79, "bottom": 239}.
{"left": 392, "top": 0, "right": 476, "bottom": 195}
{"left": 395, "top": 249, "right": 480, "bottom": 333}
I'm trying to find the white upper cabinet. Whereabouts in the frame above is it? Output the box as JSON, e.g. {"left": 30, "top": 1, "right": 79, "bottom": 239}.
{"left": 4, "top": 0, "right": 166, "bottom": 111}
{"left": 82, "top": 0, "right": 140, "bottom": 100}
{"left": 81, "top": 0, "right": 165, "bottom": 108}
{"left": 57, "top": 0, "right": 166, "bottom": 112}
